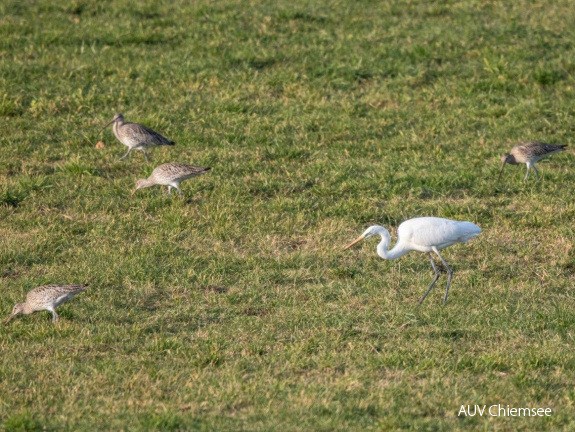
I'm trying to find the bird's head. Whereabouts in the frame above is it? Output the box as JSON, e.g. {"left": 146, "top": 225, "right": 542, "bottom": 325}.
{"left": 132, "top": 178, "right": 150, "bottom": 195}
{"left": 498, "top": 153, "right": 514, "bottom": 182}
{"left": 102, "top": 113, "right": 124, "bottom": 130}
{"left": 343, "top": 225, "right": 387, "bottom": 250}
{"left": 4, "top": 303, "right": 25, "bottom": 324}
{"left": 501, "top": 153, "right": 514, "bottom": 165}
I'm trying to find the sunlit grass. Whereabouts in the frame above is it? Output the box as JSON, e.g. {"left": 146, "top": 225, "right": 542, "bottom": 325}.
{"left": 1, "top": 0, "right": 575, "bottom": 430}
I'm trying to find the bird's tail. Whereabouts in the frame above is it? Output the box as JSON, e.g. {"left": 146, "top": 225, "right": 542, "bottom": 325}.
{"left": 197, "top": 167, "right": 211, "bottom": 175}
{"left": 458, "top": 222, "right": 482, "bottom": 242}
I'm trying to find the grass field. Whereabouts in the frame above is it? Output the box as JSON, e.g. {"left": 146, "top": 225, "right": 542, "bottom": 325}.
{"left": 2, "top": 0, "right": 575, "bottom": 430}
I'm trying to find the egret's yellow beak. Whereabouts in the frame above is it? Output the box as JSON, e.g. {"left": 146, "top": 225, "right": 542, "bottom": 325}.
{"left": 343, "top": 234, "right": 366, "bottom": 250}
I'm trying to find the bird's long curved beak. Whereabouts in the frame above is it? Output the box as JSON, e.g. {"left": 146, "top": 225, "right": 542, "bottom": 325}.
{"left": 3, "top": 315, "right": 14, "bottom": 325}
{"left": 131, "top": 188, "right": 137, "bottom": 196}
{"left": 343, "top": 234, "right": 366, "bottom": 250}
{"left": 497, "top": 161, "right": 506, "bottom": 183}
{"left": 101, "top": 120, "right": 115, "bottom": 131}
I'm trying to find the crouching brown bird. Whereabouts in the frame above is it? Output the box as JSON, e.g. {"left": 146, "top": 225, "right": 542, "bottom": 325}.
{"left": 132, "top": 163, "right": 211, "bottom": 198}
{"left": 5, "top": 284, "right": 89, "bottom": 323}
{"left": 499, "top": 141, "right": 567, "bottom": 182}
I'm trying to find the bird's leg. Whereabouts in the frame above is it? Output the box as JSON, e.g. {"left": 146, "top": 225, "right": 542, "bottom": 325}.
{"left": 524, "top": 164, "right": 531, "bottom": 182}
{"left": 533, "top": 164, "right": 540, "bottom": 181}
{"left": 49, "top": 308, "right": 59, "bottom": 323}
{"left": 177, "top": 187, "right": 183, "bottom": 199}
{"left": 143, "top": 149, "right": 149, "bottom": 162}
{"left": 118, "top": 148, "right": 131, "bottom": 161}
{"left": 167, "top": 186, "right": 172, "bottom": 195}
{"left": 418, "top": 253, "right": 441, "bottom": 305}
{"left": 433, "top": 248, "right": 453, "bottom": 305}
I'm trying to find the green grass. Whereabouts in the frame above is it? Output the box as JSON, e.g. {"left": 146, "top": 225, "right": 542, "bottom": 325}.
{"left": 1, "top": 0, "right": 575, "bottom": 430}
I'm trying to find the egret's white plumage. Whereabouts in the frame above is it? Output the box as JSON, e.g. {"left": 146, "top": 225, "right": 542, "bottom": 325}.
{"left": 344, "top": 217, "right": 481, "bottom": 305}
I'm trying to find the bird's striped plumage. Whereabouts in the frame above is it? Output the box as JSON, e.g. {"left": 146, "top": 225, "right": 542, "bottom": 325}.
{"left": 104, "top": 113, "right": 175, "bottom": 161}
{"left": 133, "top": 163, "right": 211, "bottom": 197}
{"left": 6, "top": 284, "right": 88, "bottom": 323}
{"left": 499, "top": 141, "right": 567, "bottom": 181}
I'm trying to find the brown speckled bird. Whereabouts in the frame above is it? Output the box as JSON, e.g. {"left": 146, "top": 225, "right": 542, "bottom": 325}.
{"left": 103, "top": 113, "right": 175, "bottom": 162}
{"left": 132, "top": 163, "right": 211, "bottom": 197}
{"left": 499, "top": 141, "right": 567, "bottom": 182}
{"left": 5, "top": 284, "right": 88, "bottom": 323}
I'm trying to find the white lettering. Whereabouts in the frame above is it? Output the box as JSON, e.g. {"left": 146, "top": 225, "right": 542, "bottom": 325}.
{"left": 464, "top": 404, "right": 552, "bottom": 417}
{"left": 517, "top": 408, "right": 530, "bottom": 416}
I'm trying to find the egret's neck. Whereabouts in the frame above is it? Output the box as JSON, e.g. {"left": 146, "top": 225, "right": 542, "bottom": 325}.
{"left": 376, "top": 231, "right": 409, "bottom": 260}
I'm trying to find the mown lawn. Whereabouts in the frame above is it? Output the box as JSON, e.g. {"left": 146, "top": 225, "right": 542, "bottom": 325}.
{"left": 1, "top": 0, "right": 575, "bottom": 430}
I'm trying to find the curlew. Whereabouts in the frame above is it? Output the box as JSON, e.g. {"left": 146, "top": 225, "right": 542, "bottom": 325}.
{"left": 132, "top": 163, "right": 211, "bottom": 197}
{"left": 103, "top": 113, "right": 175, "bottom": 161}
{"left": 499, "top": 141, "right": 567, "bottom": 182}
{"left": 343, "top": 217, "right": 481, "bottom": 305}
{"left": 5, "top": 284, "right": 88, "bottom": 323}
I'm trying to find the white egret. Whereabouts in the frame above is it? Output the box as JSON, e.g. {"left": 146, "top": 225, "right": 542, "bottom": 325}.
{"left": 343, "top": 217, "right": 481, "bottom": 305}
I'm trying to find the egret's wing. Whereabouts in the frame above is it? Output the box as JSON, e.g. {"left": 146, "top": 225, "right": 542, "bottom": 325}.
{"left": 398, "top": 217, "right": 480, "bottom": 248}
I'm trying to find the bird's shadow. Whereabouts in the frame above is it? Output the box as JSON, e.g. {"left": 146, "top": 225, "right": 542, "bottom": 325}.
{"left": 182, "top": 185, "right": 211, "bottom": 205}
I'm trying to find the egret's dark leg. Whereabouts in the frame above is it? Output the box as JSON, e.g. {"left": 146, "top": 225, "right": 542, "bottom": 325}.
{"left": 433, "top": 248, "right": 453, "bottom": 305}
{"left": 418, "top": 253, "right": 441, "bottom": 305}
{"left": 118, "top": 148, "right": 131, "bottom": 161}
